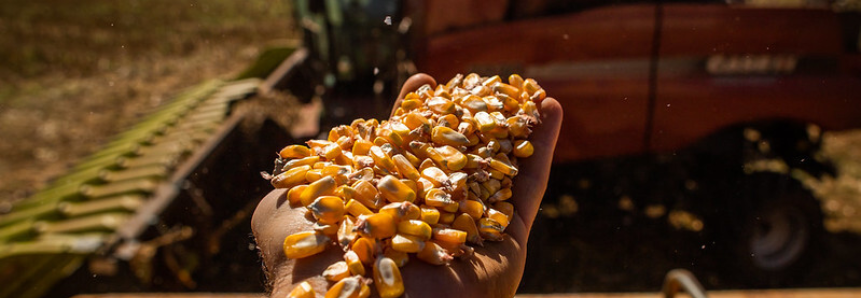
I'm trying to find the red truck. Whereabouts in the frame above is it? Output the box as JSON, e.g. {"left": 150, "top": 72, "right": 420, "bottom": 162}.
{"left": 295, "top": 0, "right": 861, "bottom": 288}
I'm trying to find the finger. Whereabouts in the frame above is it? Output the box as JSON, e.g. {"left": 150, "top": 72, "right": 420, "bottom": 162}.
{"left": 508, "top": 97, "right": 563, "bottom": 240}
{"left": 390, "top": 73, "right": 437, "bottom": 118}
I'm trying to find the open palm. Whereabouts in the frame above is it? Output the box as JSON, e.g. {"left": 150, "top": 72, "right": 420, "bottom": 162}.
{"left": 251, "top": 74, "right": 563, "bottom": 297}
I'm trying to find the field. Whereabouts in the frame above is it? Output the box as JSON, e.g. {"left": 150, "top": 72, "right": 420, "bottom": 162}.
{"left": 0, "top": 0, "right": 296, "bottom": 204}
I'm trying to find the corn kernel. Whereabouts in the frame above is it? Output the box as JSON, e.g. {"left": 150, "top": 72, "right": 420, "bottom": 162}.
{"left": 287, "top": 185, "right": 308, "bottom": 207}
{"left": 345, "top": 199, "right": 373, "bottom": 217}
{"left": 272, "top": 165, "right": 311, "bottom": 189}
{"left": 323, "top": 261, "right": 351, "bottom": 282}
{"left": 280, "top": 145, "right": 312, "bottom": 159}
{"left": 283, "top": 231, "right": 329, "bottom": 259}
{"left": 392, "top": 154, "right": 420, "bottom": 180}
{"left": 425, "top": 188, "right": 459, "bottom": 213}
{"left": 420, "top": 205, "right": 440, "bottom": 225}
{"left": 344, "top": 250, "right": 365, "bottom": 275}
{"left": 474, "top": 111, "right": 497, "bottom": 132}
{"left": 309, "top": 196, "right": 346, "bottom": 225}
{"left": 325, "top": 275, "right": 363, "bottom": 298}
{"left": 337, "top": 216, "right": 357, "bottom": 248}
{"left": 434, "top": 145, "right": 467, "bottom": 171}
{"left": 514, "top": 140, "right": 534, "bottom": 158}
{"left": 288, "top": 281, "right": 315, "bottom": 298}
{"left": 373, "top": 257, "right": 405, "bottom": 298}
{"left": 452, "top": 213, "right": 482, "bottom": 244}
{"left": 397, "top": 219, "right": 432, "bottom": 240}
{"left": 351, "top": 237, "right": 376, "bottom": 264}
{"left": 348, "top": 180, "right": 378, "bottom": 209}
{"left": 417, "top": 241, "right": 453, "bottom": 266}
{"left": 380, "top": 201, "right": 421, "bottom": 222}
{"left": 479, "top": 218, "right": 505, "bottom": 241}
{"left": 391, "top": 233, "right": 425, "bottom": 253}
{"left": 300, "top": 176, "right": 337, "bottom": 206}
{"left": 459, "top": 200, "right": 484, "bottom": 220}
{"left": 356, "top": 213, "right": 396, "bottom": 239}
{"left": 377, "top": 175, "right": 416, "bottom": 203}
{"left": 432, "top": 227, "right": 467, "bottom": 244}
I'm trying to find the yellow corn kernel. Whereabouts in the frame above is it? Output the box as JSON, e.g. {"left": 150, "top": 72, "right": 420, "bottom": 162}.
{"left": 328, "top": 125, "right": 353, "bottom": 142}
{"left": 514, "top": 140, "right": 534, "bottom": 158}
{"left": 283, "top": 231, "right": 329, "bottom": 259}
{"left": 488, "top": 158, "right": 518, "bottom": 176}
{"left": 448, "top": 172, "right": 468, "bottom": 193}
{"left": 452, "top": 213, "right": 482, "bottom": 244}
{"left": 427, "top": 97, "right": 456, "bottom": 114}
{"left": 305, "top": 169, "right": 324, "bottom": 182}
{"left": 397, "top": 219, "right": 432, "bottom": 240}
{"left": 323, "top": 261, "right": 351, "bottom": 282}
{"left": 482, "top": 74, "right": 502, "bottom": 86}
{"left": 337, "top": 216, "right": 357, "bottom": 247}
{"left": 271, "top": 165, "right": 311, "bottom": 188}
{"left": 352, "top": 139, "right": 373, "bottom": 156}
{"left": 432, "top": 227, "right": 467, "bottom": 244}
{"left": 494, "top": 201, "right": 515, "bottom": 218}
{"left": 321, "top": 143, "right": 342, "bottom": 160}
{"left": 420, "top": 205, "right": 440, "bottom": 225}
{"left": 384, "top": 246, "right": 409, "bottom": 267}
{"left": 402, "top": 113, "right": 429, "bottom": 131}
{"left": 370, "top": 146, "right": 397, "bottom": 172}
{"left": 401, "top": 99, "right": 422, "bottom": 111}
{"left": 489, "top": 187, "right": 513, "bottom": 202}
{"left": 287, "top": 185, "right": 308, "bottom": 207}
{"left": 487, "top": 169, "right": 504, "bottom": 181}
{"left": 359, "top": 283, "right": 371, "bottom": 298}
{"left": 300, "top": 176, "right": 337, "bottom": 206}
{"left": 425, "top": 188, "right": 459, "bottom": 213}
{"left": 322, "top": 165, "right": 352, "bottom": 185}
{"left": 459, "top": 200, "right": 484, "bottom": 220}
{"left": 391, "top": 233, "right": 425, "bottom": 253}
{"left": 356, "top": 213, "right": 396, "bottom": 239}
{"left": 507, "top": 116, "right": 530, "bottom": 138}
{"left": 400, "top": 178, "right": 418, "bottom": 194}
{"left": 464, "top": 154, "right": 483, "bottom": 169}
{"left": 373, "top": 257, "right": 405, "bottom": 298}
{"left": 348, "top": 180, "right": 378, "bottom": 209}
{"left": 417, "top": 241, "right": 453, "bottom": 266}
{"left": 479, "top": 218, "right": 505, "bottom": 241}
{"left": 439, "top": 212, "right": 456, "bottom": 225}
{"left": 482, "top": 179, "right": 502, "bottom": 196}
{"left": 487, "top": 208, "right": 511, "bottom": 228}
{"left": 524, "top": 78, "right": 546, "bottom": 101}
{"left": 351, "top": 237, "right": 376, "bottom": 264}
{"left": 313, "top": 161, "right": 332, "bottom": 170}
{"left": 280, "top": 145, "right": 311, "bottom": 159}
{"left": 314, "top": 222, "right": 339, "bottom": 237}
{"left": 392, "top": 154, "right": 420, "bottom": 181}
{"left": 417, "top": 158, "right": 436, "bottom": 172}
{"left": 431, "top": 126, "right": 470, "bottom": 147}
{"left": 404, "top": 151, "right": 421, "bottom": 167}
{"left": 437, "top": 114, "right": 460, "bottom": 129}
{"left": 344, "top": 250, "right": 365, "bottom": 275}
{"left": 377, "top": 175, "right": 416, "bottom": 203}
{"left": 288, "top": 281, "right": 315, "bottom": 298}
{"left": 473, "top": 111, "right": 497, "bottom": 132}
{"left": 309, "top": 196, "right": 346, "bottom": 225}
{"left": 345, "top": 199, "right": 373, "bottom": 217}
{"left": 508, "top": 74, "right": 524, "bottom": 90}
{"left": 521, "top": 100, "right": 540, "bottom": 119}
{"left": 380, "top": 201, "right": 421, "bottom": 222}
{"left": 325, "top": 275, "right": 363, "bottom": 298}
{"left": 420, "top": 167, "right": 449, "bottom": 187}
{"left": 404, "top": 91, "right": 421, "bottom": 100}
{"left": 461, "top": 95, "right": 488, "bottom": 113}
{"left": 440, "top": 146, "right": 469, "bottom": 171}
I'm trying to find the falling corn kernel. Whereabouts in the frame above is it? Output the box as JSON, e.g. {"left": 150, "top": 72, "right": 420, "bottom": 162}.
{"left": 269, "top": 73, "right": 547, "bottom": 297}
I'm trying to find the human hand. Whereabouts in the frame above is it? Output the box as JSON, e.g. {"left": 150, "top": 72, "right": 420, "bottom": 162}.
{"left": 251, "top": 73, "right": 563, "bottom": 297}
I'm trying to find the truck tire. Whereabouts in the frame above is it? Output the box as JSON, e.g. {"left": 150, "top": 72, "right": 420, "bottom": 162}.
{"left": 713, "top": 172, "right": 823, "bottom": 287}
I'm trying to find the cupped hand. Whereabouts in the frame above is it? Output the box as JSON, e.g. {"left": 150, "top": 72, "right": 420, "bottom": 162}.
{"left": 251, "top": 73, "right": 563, "bottom": 297}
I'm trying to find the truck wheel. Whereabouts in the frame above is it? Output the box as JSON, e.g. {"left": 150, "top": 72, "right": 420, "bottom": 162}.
{"left": 715, "top": 172, "right": 823, "bottom": 286}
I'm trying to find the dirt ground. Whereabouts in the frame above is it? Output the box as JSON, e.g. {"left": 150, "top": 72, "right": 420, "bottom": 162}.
{"left": 0, "top": 0, "right": 297, "bottom": 204}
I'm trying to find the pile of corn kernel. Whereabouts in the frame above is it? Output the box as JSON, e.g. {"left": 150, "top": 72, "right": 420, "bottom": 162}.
{"left": 270, "top": 73, "right": 546, "bottom": 298}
